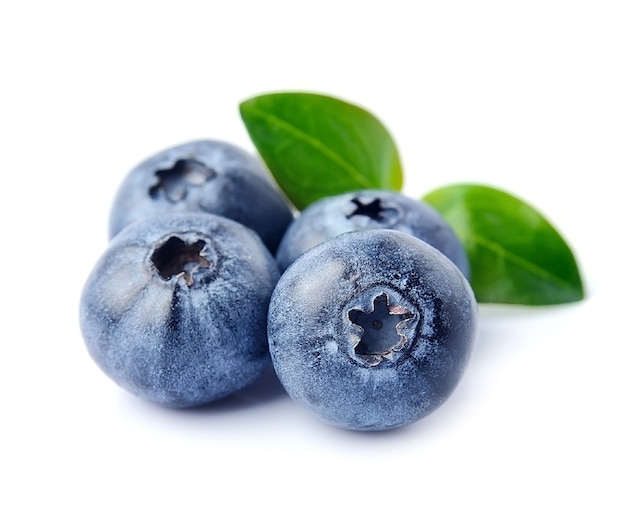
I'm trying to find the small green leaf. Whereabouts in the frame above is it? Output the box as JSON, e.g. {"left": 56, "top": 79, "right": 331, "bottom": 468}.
{"left": 239, "top": 92, "right": 402, "bottom": 209}
{"left": 423, "top": 184, "right": 584, "bottom": 305}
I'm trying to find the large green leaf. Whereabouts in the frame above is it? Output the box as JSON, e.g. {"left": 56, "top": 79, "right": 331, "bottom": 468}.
{"left": 423, "top": 184, "right": 584, "bottom": 305}
{"left": 239, "top": 92, "right": 402, "bottom": 209}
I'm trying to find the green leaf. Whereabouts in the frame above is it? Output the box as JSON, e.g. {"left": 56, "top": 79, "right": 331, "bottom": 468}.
{"left": 239, "top": 92, "right": 403, "bottom": 209}
{"left": 423, "top": 184, "right": 584, "bottom": 305}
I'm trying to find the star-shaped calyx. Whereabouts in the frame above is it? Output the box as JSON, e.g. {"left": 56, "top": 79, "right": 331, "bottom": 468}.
{"left": 348, "top": 197, "right": 386, "bottom": 221}
{"left": 348, "top": 293, "right": 416, "bottom": 366}
{"left": 150, "top": 236, "right": 212, "bottom": 287}
{"left": 346, "top": 197, "right": 400, "bottom": 225}
{"left": 149, "top": 159, "right": 216, "bottom": 202}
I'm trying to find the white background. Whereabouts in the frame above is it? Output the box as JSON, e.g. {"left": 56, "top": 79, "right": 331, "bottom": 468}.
{"left": 1, "top": 1, "right": 624, "bottom": 519}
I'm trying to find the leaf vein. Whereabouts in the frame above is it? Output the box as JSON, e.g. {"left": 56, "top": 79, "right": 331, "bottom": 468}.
{"left": 469, "top": 233, "right": 576, "bottom": 290}
{"left": 249, "top": 107, "right": 373, "bottom": 188}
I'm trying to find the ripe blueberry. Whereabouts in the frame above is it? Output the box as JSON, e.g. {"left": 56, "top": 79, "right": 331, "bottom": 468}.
{"left": 275, "top": 189, "right": 470, "bottom": 277}
{"left": 109, "top": 139, "right": 294, "bottom": 253}
{"left": 80, "top": 212, "right": 280, "bottom": 407}
{"left": 268, "top": 229, "right": 478, "bottom": 431}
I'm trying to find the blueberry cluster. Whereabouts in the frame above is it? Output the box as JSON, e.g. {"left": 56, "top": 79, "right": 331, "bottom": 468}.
{"left": 80, "top": 139, "right": 478, "bottom": 431}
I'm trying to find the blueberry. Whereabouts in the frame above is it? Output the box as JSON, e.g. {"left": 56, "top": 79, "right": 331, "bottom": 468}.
{"left": 275, "top": 189, "right": 470, "bottom": 277}
{"left": 109, "top": 140, "right": 294, "bottom": 253}
{"left": 268, "top": 229, "right": 478, "bottom": 431}
{"left": 80, "top": 212, "right": 280, "bottom": 407}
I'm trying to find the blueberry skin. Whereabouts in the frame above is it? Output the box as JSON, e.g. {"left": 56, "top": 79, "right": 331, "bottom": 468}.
{"left": 276, "top": 189, "right": 470, "bottom": 278}
{"left": 80, "top": 212, "right": 280, "bottom": 407}
{"left": 109, "top": 139, "right": 294, "bottom": 253}
{"left": 268, "top": 229, "right": 478, "bottom": 431}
